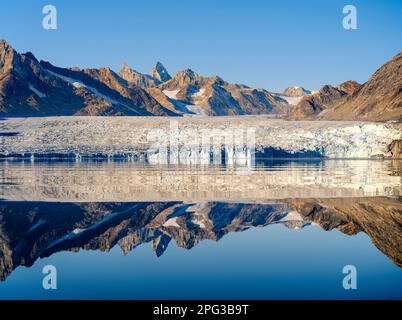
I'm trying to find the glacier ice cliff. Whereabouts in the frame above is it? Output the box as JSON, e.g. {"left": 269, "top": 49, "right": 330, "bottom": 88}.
{"left": 0, "top": 116, "right": 401, "bottom": 160}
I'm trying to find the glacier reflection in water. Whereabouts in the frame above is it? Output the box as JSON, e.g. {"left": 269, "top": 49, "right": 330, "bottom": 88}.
{"left": 0, "top": 159, "right": 401, "bottom": 201}
{"left": 0, "top": 159, "right": 401, "bottom": 299}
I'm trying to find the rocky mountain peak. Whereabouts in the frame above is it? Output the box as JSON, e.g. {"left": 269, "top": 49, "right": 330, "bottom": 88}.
{"left": 158, "top": 68, "right": 204, "bottom": 93}
{"left": 172, "top": 68, "right": 201, "bottom": 85}
{"left": 22, "top": 51, "right": 38, "bottom": 63}
{"left": 0, "top": 39, "right": 18, "bottom": 73}
{"left": 283, "top": 86, "right": 311, "bottom": 97}
{"left": 336, "top": 80, "right": 361, "bottom": 95}
{"left": 119, "top": 63, "right": 145, "bottom": 81}
{"left": 318, "top": 84, "right": 339, "bottom": 95}
{"left": 287, "top": 84, "right": 348, "bottom": 120}
{"left": 1, "top": 37, "right": 400, "bottom": 120}
{"left": 120, "top": 63, "right": 130, "bottom": 72}
{"left": 0, "top": 39, "right": 12, "bottom": 54}
{"left": 321, "top": 52, "right": 402, "bottom": 121}
{"left": 119, "top": 63, "right": 135, "bottom": 78}
{"left": 118, "top": 63, "right": 159, "bottom": 88}
{"left": 152, "top": 61, "right": 171, "bottom": 83}
{"left": 178, "top": 68, "right": 196, "bottom": 77}
{"left": 209, "top": 75, "right": 226, "bottom": 86}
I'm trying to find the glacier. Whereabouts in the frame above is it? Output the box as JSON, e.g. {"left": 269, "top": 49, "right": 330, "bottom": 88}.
{"left": 0, "top": 116, "right": 400, "bottom": 160}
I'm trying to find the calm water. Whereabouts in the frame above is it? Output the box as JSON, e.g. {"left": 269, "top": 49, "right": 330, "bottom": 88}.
{"left": 0, "top": 159, "right": 401, "bottom": 299}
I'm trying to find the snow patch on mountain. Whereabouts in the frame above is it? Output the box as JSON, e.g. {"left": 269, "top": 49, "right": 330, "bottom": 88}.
{"left": 162, "top": 89, "right": 206, "bottom": 115}
{"left": 185, "top": 104, "right": 206, "bottom": 116}
{"left": 162, "top": 89, "right": 180, "bottom": 99}
{"left": 29, "top": 85, "right": 47, "bottom": 98}
{"left": 47, "top": 70, "right": 123, "bottom": 105}
{"left": 192, "top": 88, "right": 206, "bottom": 99}
{"left": 278, "top": 95, "right": 303, "bottom": 106}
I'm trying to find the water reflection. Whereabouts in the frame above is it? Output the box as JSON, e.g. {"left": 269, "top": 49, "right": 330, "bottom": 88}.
{"left": 0, "top": 159, "right": 401, "bottom": 201}
{"left": 0, "top": 159, "right": 401, "bottom": 298}
{"left": 0, "top": 198, "right": 401, "bottom": 282}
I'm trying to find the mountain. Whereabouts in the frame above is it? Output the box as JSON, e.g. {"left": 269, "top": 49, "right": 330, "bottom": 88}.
{"left": 145, "top": 87, "right": 179, "bottom": 114}
{"left": 0, "top": 40, "right": 176, "bottom": 116}
{"left": 288, "top": 81, "right": 360, "bottom": 120}
{"left": 336, "top": 80, "right": 361, "bottom": 95}
{"left": 282, "top": 86, "right": 311, "bottom": 97}
{"left": 0, "top": 40, "right": 88, "bottom": 116}
{"left": 40, "top": 61, "right": 176, "bottom": 116}
{"left": 1, "top": 38, "right": 400, "bottom": 119}
{"left": 320, "top": 53, "right": 402, "bottom": 121}
{"left": 289, "top": 52, "right": 402, "bottom": 121}
{"left": 272, "top": 86, "right": 312, "bottom": 107}
{"left": 152, "top": 61, "right": 171, "bottom": 83}
{"left": 157, "top": 68, "right": 288, "bottom": 116}
{"left": 118, "top": 63, "right": 160, "bottom": 88}
{"left": 118, "top": 61, "right": 171, "bottom": 88}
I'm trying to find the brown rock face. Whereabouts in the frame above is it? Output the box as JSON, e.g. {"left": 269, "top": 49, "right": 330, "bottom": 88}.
{"left": 336, "top": 80, "right": 361, "bottom": 95}
{"left": 0, "top": 40, "right": 17, "bottom": 75}
{"left": 388, "top": 140, "right": 402, "bottom": 158}
{"left": 287, "top": 80, "right": 362, "bottom": 120}
{"left": 40, "top": 61, "right": 176, "bottom": 116}
{"left": 151, "top": 62, "right": 171, "bottom": 83}
{"left": 0, "top": 42, "right": 93, "bottom": 116}
{"left": 1, "top": 38, "right": 400, "bottom": 119}
{"left": 159, "top": 69, "right": 288, "bottom": 116}
{"left": 288, "top": 85, "right": 348, "bottom": 119}
{"left": 0, "top": 39, "right": 176, "bottom": 116}
{"left": 160, "top": 68, "right": 202, "bottom": 90}
{"left": 321, "top": 53, "right": 402, "bottom": 121}
{"left": 146, "top": 87, "right": 178, "bottom": 114}
{"left": 118, "top": 63, "right": 160, "bottom": 88}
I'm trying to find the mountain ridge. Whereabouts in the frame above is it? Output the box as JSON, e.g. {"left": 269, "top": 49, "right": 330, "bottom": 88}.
{"left": 1, "top": 39, "right": 400, "bottom": 120}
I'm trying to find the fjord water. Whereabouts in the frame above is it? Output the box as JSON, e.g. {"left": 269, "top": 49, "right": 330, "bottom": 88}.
{"left": 0, "top": 159, "right": 401, "bottom": 299}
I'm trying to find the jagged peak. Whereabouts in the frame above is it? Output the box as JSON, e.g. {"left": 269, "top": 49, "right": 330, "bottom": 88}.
{"left": 152, "top": 61, "right": 171, "bottom": 82}
{"left": 98, "top": 66, "right": 113, "bottom": 73}
{"left": 121, "top": 62, "right": 131, "bottom": 71}
{"left": 336, "top": 80, "right": 361, "bottom": 95}
{"left": 175, "top": 68, "right": 199, "bottom": 79}
{"left": 0, "top": 39, "right": 12, "bottom": 50}
{"left": 22, "top": 51, "right": 38, "bottom": 63}
{"left": 119, "top": 63, "right": 145, "bottom": 77}
{"left": 120, "top": 62, "right": 135, "bottom": 73}
{"left": 339, "top": 80, "right": 360, "bottom": 86}
{"left": 389, "top": 51, "right": 402, "bottom": 62}
{"left": 154, "top": 61, "right": 164, "bottom": 69}
{"left": 39, "top": 60, "right": 55, "bottom": 69}
{"left": 319, "top": 84, "right": 338, "bottom": 93}
{"left": 118, "top": 62, "right": 159, "bottom": 88}
{"left": 0, "top": 39, "right": 19, "bottom": 72}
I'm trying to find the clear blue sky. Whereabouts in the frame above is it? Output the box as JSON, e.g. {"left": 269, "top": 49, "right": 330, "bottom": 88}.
{"left": 1, "top": 0, "right": 401, "bottom": 92}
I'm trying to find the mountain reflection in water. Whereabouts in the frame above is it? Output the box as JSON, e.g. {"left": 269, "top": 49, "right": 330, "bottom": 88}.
{"left": 0, "top": 159, "right": 401, "bottom": 299}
